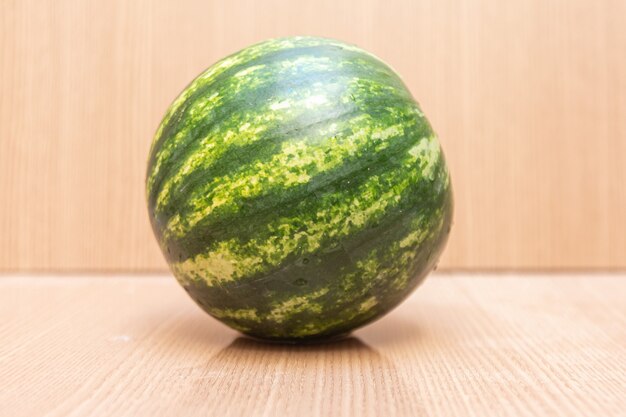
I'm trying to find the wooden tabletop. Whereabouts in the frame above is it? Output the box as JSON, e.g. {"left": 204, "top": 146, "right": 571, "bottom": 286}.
{"left": 1, "top": 274, "right": 624, "bottom": 417}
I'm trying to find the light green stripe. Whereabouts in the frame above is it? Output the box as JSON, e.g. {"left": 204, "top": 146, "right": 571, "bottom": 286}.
{"left": 266, "top": 287, "right": 330, "bottom": 323}
{"left": 201, "top": 286, "right": 330, "bottom": 327}
{"left": 205, "top": 307, "right": 261, "bottom": 323}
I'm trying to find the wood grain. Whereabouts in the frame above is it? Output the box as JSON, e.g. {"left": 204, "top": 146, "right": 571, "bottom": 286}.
{"left": 0, "top": 274, "right": 624, "bottom": 417}
{"left": 1, "top": 0, "right": 626, "bottom": 271}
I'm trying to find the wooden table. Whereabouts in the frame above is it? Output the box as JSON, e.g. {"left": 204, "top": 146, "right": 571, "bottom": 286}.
{"left": 1, "top": 274, "right": 624, "bottom": 417}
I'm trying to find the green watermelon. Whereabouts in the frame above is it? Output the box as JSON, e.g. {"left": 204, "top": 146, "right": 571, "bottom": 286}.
{"left": 146, "top": 36, "right": 453, "bottom": 342}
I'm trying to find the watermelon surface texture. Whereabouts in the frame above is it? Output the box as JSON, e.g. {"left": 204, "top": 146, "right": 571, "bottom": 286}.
{"left": 146, "top": 36, "right": 453, "bottom": 342}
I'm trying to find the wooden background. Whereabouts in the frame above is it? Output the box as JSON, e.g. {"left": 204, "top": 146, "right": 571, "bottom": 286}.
{"left": 1, "top": 0, "right": 625, "bottom": 272}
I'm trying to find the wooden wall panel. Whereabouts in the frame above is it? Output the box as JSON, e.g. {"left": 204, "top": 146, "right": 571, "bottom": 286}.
{"left": 1, "top": 0, "right": 625, "bottom": 271}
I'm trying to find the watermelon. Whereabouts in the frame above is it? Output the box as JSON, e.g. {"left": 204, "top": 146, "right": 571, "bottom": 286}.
{"left": 146, "top": 36, "right": 453, "bottom": 342}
